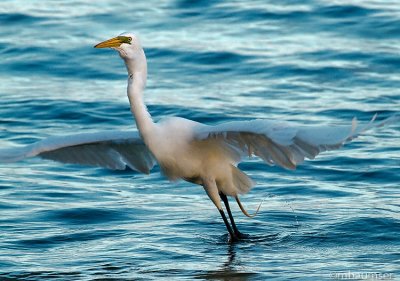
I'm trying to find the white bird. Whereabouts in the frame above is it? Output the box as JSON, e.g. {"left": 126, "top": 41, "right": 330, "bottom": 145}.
{"left": 0, "top": 33, "right": 397, "bottom": 241}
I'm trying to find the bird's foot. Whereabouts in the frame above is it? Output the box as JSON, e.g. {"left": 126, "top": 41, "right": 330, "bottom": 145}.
{"left": 228, "top": 232, "right": 250, "bottom": 243}
{"left": 228, "top": 234, "right": 239, "bottom": 243}
{"left": 235, "top": 231, "right": 250, "bottom": 239}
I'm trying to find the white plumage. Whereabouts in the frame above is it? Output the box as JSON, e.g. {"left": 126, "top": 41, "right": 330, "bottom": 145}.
{"left": 0, "top": 130, "right": 155, "bottom": 173}
{"left": 0, "top": 33, "right": 397, "bottom": 241}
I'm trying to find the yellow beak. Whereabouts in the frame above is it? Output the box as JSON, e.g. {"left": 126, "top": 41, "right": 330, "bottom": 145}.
{"left": 94, "top": 36, "right": 131, "bottom": 48}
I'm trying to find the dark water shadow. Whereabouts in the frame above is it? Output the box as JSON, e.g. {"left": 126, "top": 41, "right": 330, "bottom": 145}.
{"left": 195, "top": 232, "right": 281, "bottom": 280}
{"left": 194, "top": 243, "right": 259, "bottom": 281}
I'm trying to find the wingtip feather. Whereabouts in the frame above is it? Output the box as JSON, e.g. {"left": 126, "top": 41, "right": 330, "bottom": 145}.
{"left": 0, "top": 146, "right": 30, "bottom": 163}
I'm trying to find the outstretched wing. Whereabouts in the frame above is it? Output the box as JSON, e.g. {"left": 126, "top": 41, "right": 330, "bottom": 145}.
{"left": 0, "top": 130, "right": 156, "bottom": 173}
{"left": 194, "top": 115, "right": 395, "bottom": 170}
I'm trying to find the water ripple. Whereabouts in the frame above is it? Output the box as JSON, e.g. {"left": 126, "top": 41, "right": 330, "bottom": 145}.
{"left": 0, "top": 0, "right": 399, "bottom": 280}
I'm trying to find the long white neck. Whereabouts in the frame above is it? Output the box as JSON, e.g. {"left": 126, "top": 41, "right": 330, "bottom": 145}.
{"left": 124, "top": 50, "right": 155, "bottom": 145}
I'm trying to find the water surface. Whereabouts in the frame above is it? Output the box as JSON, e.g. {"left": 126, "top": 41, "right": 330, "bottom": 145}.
{"left": 0, "top": 0, "right": 399, "bottom": 280}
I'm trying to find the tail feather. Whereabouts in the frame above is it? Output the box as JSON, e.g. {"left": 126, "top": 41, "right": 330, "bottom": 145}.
{"left": 229, "top": 165, "right": 263, "bottom": 217}
{"left": 230, "top": 164, "right": 254, "bottom": 194}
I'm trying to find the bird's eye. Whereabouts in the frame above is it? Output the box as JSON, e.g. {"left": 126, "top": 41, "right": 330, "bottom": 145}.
{"left": 117, "top": 36, "right": 133, "bottom": 45}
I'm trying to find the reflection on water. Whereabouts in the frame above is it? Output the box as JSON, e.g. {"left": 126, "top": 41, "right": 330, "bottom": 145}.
{"left": 196, "top": 232, "right": 293, "bottom": 280}
{"left": 195, "top": 242, "right": 259, "bottom": 281}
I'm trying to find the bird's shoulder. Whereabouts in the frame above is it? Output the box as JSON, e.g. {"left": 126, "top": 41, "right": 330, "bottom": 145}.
{"left": 158, "top": 116, "right": 204, "bottom": 131}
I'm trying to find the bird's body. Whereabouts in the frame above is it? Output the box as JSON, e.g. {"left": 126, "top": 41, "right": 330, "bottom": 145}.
{"left": 155, "top": 117, "right": 250, "bottom": 200}
{"left": 116, "top": 36, "right": 254, "bottom": 211}
{"left": 0, "top": 32, "right": 398, "bottom": 241}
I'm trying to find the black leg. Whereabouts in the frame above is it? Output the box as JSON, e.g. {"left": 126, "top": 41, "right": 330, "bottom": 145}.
{"left": 220, "top": 193, "right": 249, "bottom": 239}
{"left": 218, "top": 209, "right": 239, "bottom": 242}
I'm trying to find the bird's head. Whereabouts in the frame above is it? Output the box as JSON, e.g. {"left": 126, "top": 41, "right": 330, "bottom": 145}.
{"left": 94, "top": 32, "right": 142, "bottom": 60}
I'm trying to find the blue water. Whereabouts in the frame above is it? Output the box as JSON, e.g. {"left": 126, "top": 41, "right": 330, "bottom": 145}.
{"left": 0, "top": 0, "right": 399, "bottom": 280}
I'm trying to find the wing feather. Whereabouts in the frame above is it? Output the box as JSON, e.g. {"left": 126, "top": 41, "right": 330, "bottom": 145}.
{"left": 194, "top": 115, "right": 395, "bottom": 170}
{"left": 0, "top": 130, "right": 156, "bottom": 173}
{"left": 2, "top": 115, "right": 397, "bottom": 172}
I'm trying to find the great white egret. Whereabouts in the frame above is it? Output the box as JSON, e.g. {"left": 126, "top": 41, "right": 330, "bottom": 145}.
{"left": 0, "top": 32, "right": 398, "bottom": 242}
